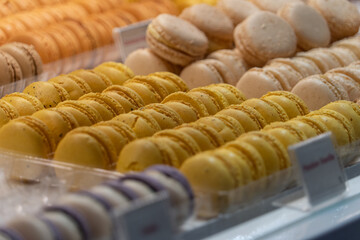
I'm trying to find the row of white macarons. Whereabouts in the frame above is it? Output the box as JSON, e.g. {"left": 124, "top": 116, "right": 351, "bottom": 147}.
{"left": 0, "top": 165, "right": 194, "bottom": 240}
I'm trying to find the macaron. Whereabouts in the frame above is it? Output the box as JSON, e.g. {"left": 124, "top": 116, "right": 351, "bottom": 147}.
{"left": 196, "top": 115, "right": 245, "bottom": 142}
{"left": 234, "top": 11, "right": 297, "bottom": 67}
{"left": 0, "top": 116, "right": 55, "bottom": 158}
{"left": 125, "top": 48, "right": 181, "bottom": 76}
{"left": 55, "top": 193, "right": 112, "bottom": 240}
{"left": 123, "top": 79, "right": 162, "bottom": 105}
{"left": 23, "top": 81, "right": 71, "bottom": 108}
{"left": 307, "top": 0, "right": 360, "bottom": 41}
{"left": 332, "top": 37, "right": 360, "bottom": 58}
{"left": 261, "top": 91, "right": 309, "bottom": 119}
{"left": 267, "top": 57, "right": 322, "bottom": 79}
{"left": 175, "top": 123, "right": 224, "bottom": 151}
{"left": 249, "top": 0, "right": 301, "bottom": 13}
{"left": 328, "top": 67, "right": 360, "bottom": 84}
{"left": 180, "top": 4, "right": 234, "bottom": 52}
{"left": 265, "top": 62, "right": 303, "bottom": 88}
{"left": 322, "top": 100, "right": 360, "bottom": 140}
{"left": 296, "top": 48, "right": 342, "bottom": 73}
{"left": 180, "top": 59, "right": 236, "bottom": 89}
{"left": 69, "top": 70, "right": 112, "bottom": 93}
{"left": 56, "top": 100, "right": 102, "bottom": 126}
{"left": 216, "top": 104, "right": 267, "bottom": 132}
{"left": 325, "top": 72, "right": 360, "bottom": 101}
{"left": 142, "top": 103, "right": 184, "bottom": 130}
{"left": 127, "top": 76, "right": 170, "bottom": 100}
{"left": 278, "top": 1, "right": 331, "bottom": 51}
{"left": 0, "top": 100, "right": 19, "bottom": 127}
{"left": 5, "top": 215, "right": 56, "bottom": 240}
{"left": 329, "top": 47, "right": 359, "bottom": 66}
{"left": 54, "top": 126, "right": 118, "bottom": 169}
{"left": 262, "top": 122, "right": 308, "bottom": 150}
{"left": 287, "top": 116, "right": 329, "bottom": 139}
{"left": 2, "top": 92, "right": 44, "bottom": 116}
{"left": 93, "top": 61, "right": 135, "bottom": 85}
{"left": 307, "top": 109, "right": 356, "bottom": 146}
{"left": 291, "top": 74, "right": 350, "bottom": 110}
{"left": 0, "top": 227, "right": 23, "bottom": 240}
{"left": 217, "top": 0, "right": 260, "bottom": 25}
{"left": 39, "top": 211, "right": 84, "bottom": 240}
{"left": 103, "top": 85, "right": 145, "bottom": 112}
{"left": 146, "top": 14, "right": 209, "bottom": 66}
{"left": 79, "top": 93, "right": 125, "bottom": 119}
{"left": 117, "top": 138, "right": 172, "bottom": 172}
{"left": 206, "top": 83, "right": 247, "bottom": 105}
{"left": 0, "top": 42, "right": 43, "bottom": 78}
{"left": 188, "top": 87, "right": 229, "bottom": 115}
{"left": 113, "top": 110, "right": 162, "bottom": 138}
{"left": 48, "top": 74, "right": 92, "bottom": 100}
{"left": 32, "top": 108, "right": 79, "bottom": 145}
{"left": 237, "top": 131, "right": 289, "bottom": 173}
{"left": 207, "top": 49, "right": 249, "bottom": 81}
{"left": 241, "top": 98, "right": 289, "bottom": 124}
{"left": 0, "top": 50, "right": 22, "bottom": 85}
{"left": 236, "top": 68, "right": 286, "bottom": 99}
{"left": 94, "top": 120, "right": 137, "bottom": 155}
{"left": 223, "top": 141, "right": 266, "bottom": 180}
{"left": 119, "top": 173, "right": 166, "bottom": 198}
{"left": 148, "top": 72, "right": 189, "bottom": 93}
{"left": 162, "top": 92, "right": 209, "bottom": 120}
{"left": 145, "top": 165, "right": 194, "bottom": 225}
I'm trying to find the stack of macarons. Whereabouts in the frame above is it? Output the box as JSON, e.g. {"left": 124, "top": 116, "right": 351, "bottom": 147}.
{"left": 0, "top": 42, "right": 43, "bottom": 85}
{"left": 180, "top": 100, "right": 360, "bottom": 218}
{"left": 0, "top": 165, "right": 194, "bottom": 240}
{"left": 237, "top": 36, "right": 360, "bottom": 99}
{"left": 116, "top": 91, "right": 308, "bottom": 172}
{"left": 2, "top": 0, "right": 178, "bottom": 67}
{"left": 53, "top": 83, "right": 245, "bottom": 170}
{"left": 0, "top": 71, "right": 188, "bottom": 160}
{"left": 0, "top": 61, "right": 133, "bottom": 129}
{"left": 0, "top": 0, "right": 67, "bottom": 18}
{"left": 129, "top": 0, "right": 359, "bottom": 89}
{"left": 292, "top": 60, "right": 360, "bottom": 110}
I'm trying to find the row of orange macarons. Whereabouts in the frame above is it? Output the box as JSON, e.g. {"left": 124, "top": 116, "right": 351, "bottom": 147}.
{"left": 0, "top": 0, "right": 179, "bottom": 64}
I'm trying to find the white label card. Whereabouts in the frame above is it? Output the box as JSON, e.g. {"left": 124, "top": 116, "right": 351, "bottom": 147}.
{"left": 116, "top": 192, "right": 174, "bottom": 240}
{"left": 113, "top": 20, "right": 152, "bottom": 62}
{"left": 288, "top": 132, "right": 346, "bottom": 206}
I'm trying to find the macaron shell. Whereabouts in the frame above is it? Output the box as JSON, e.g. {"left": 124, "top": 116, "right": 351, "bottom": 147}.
{"left": 288, "top": 116, "right": 329, "bottom": 139}
{"left": 163, "top": 101, "right": 200, "bottom": 123}
{"left": 0, "top": 51, "right": 22, "bottom": 84}
{"left": 2, "top": 93, "right": 44, "bottom": 116}
{"left": 70, "top": 70, "right": 112, "bottom": 93}
{"left": 125, "top": 48, "right": 180, "bottom": 76}
{"left": 149, "top": 72, "right": 189, "bottom": 92}
{"left": 322, "top": 101, "right": 360, "bottom": 140}
{"left": 0, "top": 100, "right": 19, "bottom": 127}
{"left": 57, "top": 101, "right": 102, "bottom": 126}
{"left": 49, "top": 75, "right": 92, "bottom": 100}
{"left": 308, "top": 109, "right": 355, "bottom": 146}
{"left": 54, "top": 127, "right": 117, "bottom": 169}
{"left": 93, "top": 61, "right": 134, "bottom": 85}
{"left": 236, "top": 68, "right": 283, "bottom": 99}
{"left": 124, "top": 81, "right": 162, "bottom": 105}
{"left": 0, "top": 42, "right": 43, "bottom": 78}
{"left": 261, "top": 91, "right": 309, "bottom": 119}
{"left": 23, "top": 81, "right": 71, "bottom": 108}
{"left": 216, "top": 104, "right": 267, "bottom": 132}
{"left": 103, "top": 85, "right": 145, "bottom": 112}
{"left": 325, "top": 72, "right": 360, "bottom": 101}
{"left": 308, "top": 0, "right": 360, "bottom": 41}
{"left": 207, "top": 83, "right": 247, "bottom": 105}
{"left": 5, "top": 216, "right": 54, "bottom": 240}
{"left": 113, "top": 111, "right": 162, "bottom": 138}
{"left": 241, "top": 98, "right": 289, "bottom": 124}
{"left": 250, "top": 0, "right": 301, "bottom": 13}
{"left": 32, "top": 108, "right": 79, "bottom": 145}
{"left": 217, "top": 0, "right": 260, "bottom": 25}
{"left": 278, "top": 1, "right": 330, "bottom": 50}
{"left": 142, "top": 103, "right": 184, "bottom": 130}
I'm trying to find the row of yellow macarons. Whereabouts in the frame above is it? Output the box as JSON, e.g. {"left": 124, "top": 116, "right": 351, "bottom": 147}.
{"left": 0, "top": 62, "right": 135, "bottom": 128}
{"left": 115, "top": 91, "right": 310, "bottom": 173}
{"left": 0, "top": 82, "right": 244, "bottom": 172}
{"left": 180, "top": 100, "right": 360, "bottom": 218}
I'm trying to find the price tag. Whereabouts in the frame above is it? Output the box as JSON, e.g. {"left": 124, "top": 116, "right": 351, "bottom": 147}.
{"left": 288, "top": 132, "right": 346, "bottom": 206}
{"left": 116, "top": 192, "right": 174, "bottom": 240}
{"left": 113, "top": 20, "right": 152, "bottom": 62}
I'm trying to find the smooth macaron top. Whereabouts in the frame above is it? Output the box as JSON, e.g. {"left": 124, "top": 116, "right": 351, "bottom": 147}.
{"left": 217, "top": 0, "right": 260, "bottom": 25}
{"left": 234, "top": 11, "right": 297, "bottom": 66}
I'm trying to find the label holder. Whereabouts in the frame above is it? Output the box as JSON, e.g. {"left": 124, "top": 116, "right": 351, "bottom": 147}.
{"left": 112, "top": 19, "right": 152, "bottom": 63}
{"left": 273, "top": 132, "right": 347, "bottom": 212}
